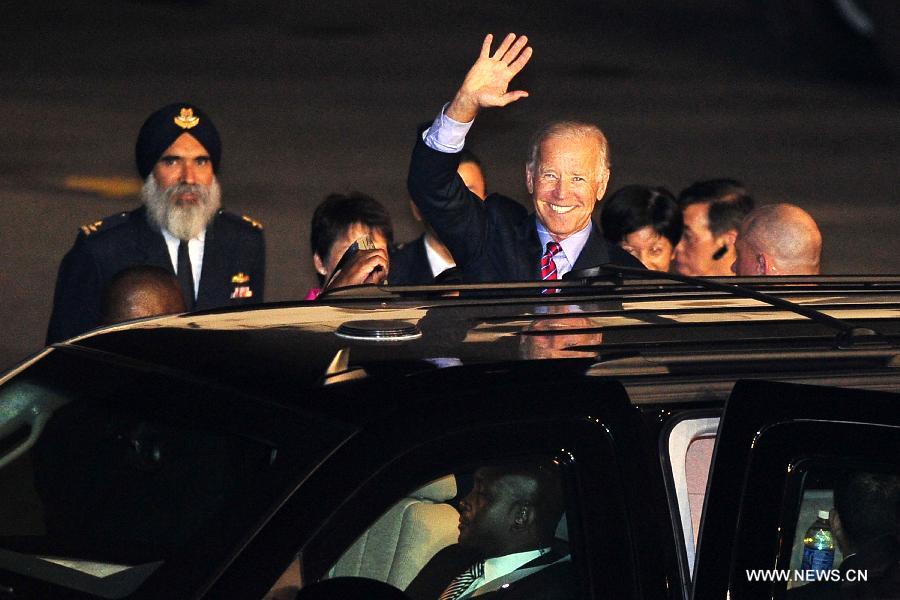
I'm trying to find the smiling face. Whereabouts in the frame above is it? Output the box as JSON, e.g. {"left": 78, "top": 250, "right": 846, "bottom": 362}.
{"left": 527, "top": 135, "right": 608, "bottom": 240}
{"left": 621, "top": 226, "right": 675, "bottom": 272}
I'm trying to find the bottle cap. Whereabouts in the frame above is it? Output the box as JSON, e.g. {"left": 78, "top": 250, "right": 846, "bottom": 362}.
{"left": 818, "top": 510, "right": 830, "bottom": 520}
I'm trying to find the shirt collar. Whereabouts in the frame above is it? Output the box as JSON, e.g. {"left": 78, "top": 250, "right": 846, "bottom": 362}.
{"left": 482, "top": 547, "right": 549, "bottom": 585}
{"left": 423, "top": 233, "right": 456, "bottom": 278}
{"left": 535, "top": 218, "right": 592, "bottom": 275}
{"left": 161, "top": 227, "right": 206, "bottom": 245}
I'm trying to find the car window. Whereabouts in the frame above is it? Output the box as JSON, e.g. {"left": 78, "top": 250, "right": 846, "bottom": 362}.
{"left": 298, "top": 458, "right": 580, "bottom": 600}
{"left": 0, "top": 350, "right": 350, "bottom": 598}
{"left": 325, "top": 474, "right": 462, "bottom": 589}
{"left": 785, "top": 465, "right": 900, "bottom": 596}
{"left": 664, "top": 414, "right": 719, "bottom": 579}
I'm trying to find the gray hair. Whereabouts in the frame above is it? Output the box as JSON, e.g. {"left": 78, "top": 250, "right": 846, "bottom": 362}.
{"left": 526, "top": 121, "right": 611, "bottom": 177}
{"left": 142, "top": 173, "right": 222, "bottom": 241}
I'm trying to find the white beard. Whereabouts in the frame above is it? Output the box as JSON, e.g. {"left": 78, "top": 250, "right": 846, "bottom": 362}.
{"left": 142, "top": 173, "right": 222, "bottom": 241}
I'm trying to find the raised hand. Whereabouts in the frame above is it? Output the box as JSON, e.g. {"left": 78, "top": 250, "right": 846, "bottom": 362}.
{"left": 446, "top": 33, "right": 533, "bottom": 123}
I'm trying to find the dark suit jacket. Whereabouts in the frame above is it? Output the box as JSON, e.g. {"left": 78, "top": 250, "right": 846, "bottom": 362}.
{"left": 390, "top": 235, "right": 436, "bottom": 285}
{"left": 405, "top": 544, "right": 576, "bottom": 600}
{"left": 46, "top": 206, "right": 265, "bottom": 344}
{"left": 407, "top": 130, "right": 642, "bottom": 284}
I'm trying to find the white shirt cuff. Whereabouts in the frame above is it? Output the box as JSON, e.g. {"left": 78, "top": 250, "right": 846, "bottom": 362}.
{"left": 422, "top": 103, "right": 473, "bottom": 153}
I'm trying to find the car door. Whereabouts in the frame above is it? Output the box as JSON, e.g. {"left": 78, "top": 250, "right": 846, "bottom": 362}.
{"left": 692, "top": 379, "right": 900, "bottom": 600}
{"left": 207, "top": 367, "right": 677, "bottom": 599}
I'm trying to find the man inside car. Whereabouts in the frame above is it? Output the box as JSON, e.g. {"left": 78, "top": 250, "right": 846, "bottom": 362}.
{"left": 405, "top": 461, "right": 574, "bottom": 600}
{"left": 407, "top": 33, "right": 641, "bottom": 286}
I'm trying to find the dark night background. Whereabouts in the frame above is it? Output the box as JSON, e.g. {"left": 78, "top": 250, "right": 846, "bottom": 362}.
{"left": 1, "top": 0, "right": 898, "bottom": 369}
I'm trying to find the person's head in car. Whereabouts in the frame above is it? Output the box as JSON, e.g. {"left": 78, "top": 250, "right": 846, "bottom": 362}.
{"left": 101, "top": 265, "right": 187, "bottom": 324}
{"left": 600, "top": 185, "right": 682, "bottom": 272}
{"left": 309, "top": 192, "right": 394, "bottom": 293}
{"left": 458, "top": 461, "right": 564, "bottom": 558}
{"left": 831, "top": 471, "right": 900, "bottom": 558}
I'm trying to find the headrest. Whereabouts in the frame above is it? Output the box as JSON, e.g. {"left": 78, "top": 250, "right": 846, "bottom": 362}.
{"left": 411, "top": 475, "right": 457, "bottom": 502}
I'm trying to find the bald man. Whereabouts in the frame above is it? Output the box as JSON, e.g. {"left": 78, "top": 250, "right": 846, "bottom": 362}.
{"left": 732, "top": 204, "right": 822, "bottom": 275}
{"left": 101, "top": 265, "right": 187, "bottom": 325}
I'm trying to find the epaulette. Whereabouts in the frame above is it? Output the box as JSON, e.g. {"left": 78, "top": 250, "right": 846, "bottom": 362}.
{"left": 241, "top": 214, "right": 264, "bottom": 230}
{"left": 218, "top": 210, "right": 264, "bottom": 231}
{"left": 78, "top": 211, "right": 129, "bottom": 237}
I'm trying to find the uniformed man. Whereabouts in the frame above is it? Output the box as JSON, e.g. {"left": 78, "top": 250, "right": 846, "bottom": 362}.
{"left": 46, "top": 103, "right": 265, "bottom": 343}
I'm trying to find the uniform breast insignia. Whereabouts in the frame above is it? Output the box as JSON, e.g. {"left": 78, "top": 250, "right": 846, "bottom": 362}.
{"left": 241, "top": 215, "right": 264, "bottom": 230}
{"left": 79, "top": 220, "right": 104, "bottom": 236}
{"left": 174, "top": 107, "right": 200, "bottom": 130}
{"left": 231, "top": 272, "right": 253, "bottom": 299}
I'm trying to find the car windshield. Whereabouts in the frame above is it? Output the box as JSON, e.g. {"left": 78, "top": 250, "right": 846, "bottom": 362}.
{"left": 0, "top": 349, "right": 352, "bottom": 598}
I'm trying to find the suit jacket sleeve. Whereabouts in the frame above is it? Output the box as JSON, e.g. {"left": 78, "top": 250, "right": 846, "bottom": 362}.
{"left": 407, "top": 128, "right": 490, "bottom": 270}
{"left": 46, "top": 234, "right": 103, "bottom": 344}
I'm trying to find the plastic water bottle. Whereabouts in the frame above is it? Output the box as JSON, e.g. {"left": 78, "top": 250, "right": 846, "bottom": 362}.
{"left": 801, "top": 510, "right": 834, "bottom": 573}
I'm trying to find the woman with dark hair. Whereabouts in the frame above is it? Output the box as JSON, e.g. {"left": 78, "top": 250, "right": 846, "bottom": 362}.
{"left": 306, "top": 192, "right": 394, "bottom": 299}
{"left": 600, "top": 185, "right": 683, "bottom": 272}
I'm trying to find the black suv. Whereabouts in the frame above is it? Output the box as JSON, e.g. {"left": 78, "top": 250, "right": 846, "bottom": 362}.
{"left": 1, "top": 274, "right": 898, "bottom": 599}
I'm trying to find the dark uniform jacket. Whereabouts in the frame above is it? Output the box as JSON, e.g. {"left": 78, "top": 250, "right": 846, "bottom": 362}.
{"left": 390, "top": 235, "right": 437, "bottom": 285}
{"left": 407, "top": 129, "right": 643, "bottom": 283}
{"left": 406, "top": 544, "right": 576, "bottom": 600}
{"left": 46, "top": 206, "right": 265, "bottom": 344}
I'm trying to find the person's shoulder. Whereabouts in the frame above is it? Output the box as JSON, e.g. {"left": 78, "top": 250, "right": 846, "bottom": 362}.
{"left": 429, "top": 543, "right": 473, "bottom": 564}
{"left": 484, "top": 193, "right": 530, "bottom": 220}
{"left": 216, "top": 210, "right": 265, "bottom": 236}
{"left": 73, "top": 209, "right": 142, "bottom": 245}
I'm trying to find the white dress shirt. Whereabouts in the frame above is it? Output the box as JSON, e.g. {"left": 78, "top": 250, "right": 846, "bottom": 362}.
{"left": 423, "top": 104, "right": 473, "bottom": 152}
{"left": 535, "top": 219, "right": 592, "bottom": 279}
{"left": 424, "top": 234, "right": 456, "bottom": 278}
{"left": 160, "top": 228, "right": 205, "bottom": 300}
{"left": 458, "top": 548, "right": 549, "bottom": 599}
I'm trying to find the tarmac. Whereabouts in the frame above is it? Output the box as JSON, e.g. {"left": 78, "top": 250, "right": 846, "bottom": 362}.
{"left": 1, "top": 1, "right": 898, "bottom": 368}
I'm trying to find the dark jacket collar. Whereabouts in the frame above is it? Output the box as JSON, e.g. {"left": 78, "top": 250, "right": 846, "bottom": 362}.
{"left": 514, "top": 214, "right": 612, "bottom": 278}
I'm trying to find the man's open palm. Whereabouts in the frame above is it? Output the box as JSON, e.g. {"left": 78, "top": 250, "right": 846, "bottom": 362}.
{"left": 447, "top": 33, "right": 533, "bottom": 123}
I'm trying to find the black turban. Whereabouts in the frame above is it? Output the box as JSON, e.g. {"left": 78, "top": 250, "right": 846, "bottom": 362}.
{"left": 134, "top": 103, "right": 221, "bottom": 180}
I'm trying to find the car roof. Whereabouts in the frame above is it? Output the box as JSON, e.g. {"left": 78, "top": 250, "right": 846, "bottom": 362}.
{"left": 57, "top": 276, "right": 900, "bottom": 417}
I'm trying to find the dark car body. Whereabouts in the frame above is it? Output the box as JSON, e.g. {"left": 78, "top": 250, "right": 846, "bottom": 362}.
{"left": 1, "top": 275, "right": 899, "bottom": 599}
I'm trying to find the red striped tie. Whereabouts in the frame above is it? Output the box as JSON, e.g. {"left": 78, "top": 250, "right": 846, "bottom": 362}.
{"left": 541, "top": 241, "right": 562, "bottom": 294}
